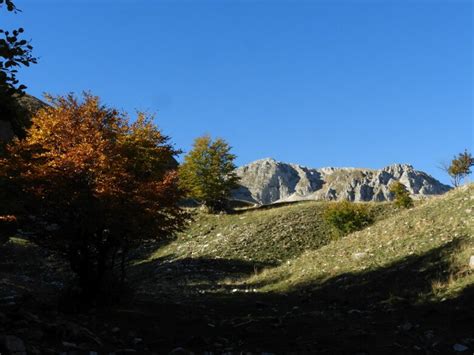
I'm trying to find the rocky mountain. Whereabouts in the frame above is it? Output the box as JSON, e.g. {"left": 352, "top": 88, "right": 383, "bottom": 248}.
{"left": 0, "top": 94, "right": 47, "bottom": 142}
{"left": 232, "top": 158, "right": 451, "bottom": 204}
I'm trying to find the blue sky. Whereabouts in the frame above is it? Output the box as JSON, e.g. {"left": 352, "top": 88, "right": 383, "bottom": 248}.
{"left": 3, "top": 0, "right": 473, "bottom": 184}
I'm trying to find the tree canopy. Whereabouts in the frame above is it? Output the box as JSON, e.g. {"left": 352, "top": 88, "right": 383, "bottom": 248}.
{"left": 0, "top": 93, "right": 188, "bottom": 299}
{"left": 179, "top": 135, "right": 240, "bottom": 212}
{"left": 389, "top": 181, "right": 414, "bottom": 209}
{"left": 446, "top": 149, "right": 473, "bottom": 187}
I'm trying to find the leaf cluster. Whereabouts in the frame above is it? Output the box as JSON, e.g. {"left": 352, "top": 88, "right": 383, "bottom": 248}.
{"left": 323, "top": 200, "right": 374, "bottom": 236}
{"left": 0, "top": 0, "right": 37, "bottom": 97}
{"left": 447, "top": 149, "right": 473, "bottom": 187}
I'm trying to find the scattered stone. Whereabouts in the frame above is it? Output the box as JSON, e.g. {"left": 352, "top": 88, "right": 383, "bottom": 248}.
{"left": 45, "top": 223, "right": 60, "bottom": 231}
{"left": 453, "top": 344, "right": 469, "bottom": 352}
{"left": 469, "top": 255, "right": 474, "bottom": 269}
{"left": 114, "top": 349, "right": 136, "bottom": 353}
{"left": 62, "top": 341, "right": 78, "bottom": 349}
{"left": 424, "top": 330, "right": 434, "bottom": 339}
{"left": 0, "top": 335, "right": 26, "bottom": 355}
{"left": 132, "top": 337, "right": 143, "bottom": 345}
{"left": 400, "top": 322, "right": 412, "bottom": 331}
{"left": 27, "top": 329, "right": 44, "bottom": 341}
{"left": 168, "top": 347, "right": 190, "bottom": 355}
{"left": 352, "top": 252, "right": 366, "bottom": 260}
{"left": 111, "top": 327, "right": 120, "bottom": 334}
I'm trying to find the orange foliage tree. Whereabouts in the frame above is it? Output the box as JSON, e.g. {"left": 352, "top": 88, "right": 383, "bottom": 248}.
{"left": 0, "top": 93, "right": 188, "bottom": 299}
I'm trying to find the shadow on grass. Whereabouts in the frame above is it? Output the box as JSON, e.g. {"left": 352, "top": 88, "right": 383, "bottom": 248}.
{"left": 130, "top": 255, "right": 277, "bottom": 293}
{"left": 119, "top": 237, "right": 473, "bottom": 353}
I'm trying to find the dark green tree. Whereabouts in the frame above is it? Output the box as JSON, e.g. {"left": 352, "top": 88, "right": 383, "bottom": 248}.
{"left": 389, "top": 181, "right": 414, "bottom": 209}
{"left": 179, "top": 135, "right": 240, "bottom": 212}
{"left": 0, "top": 0, "right": 37, "bottom": 138}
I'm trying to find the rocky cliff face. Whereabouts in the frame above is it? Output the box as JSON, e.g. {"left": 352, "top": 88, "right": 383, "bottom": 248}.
{"left": 232, "top": 158, "right": 451, "bottom": 204}
{"left": 0, "top": 94, "right": 47, "bottom": 143}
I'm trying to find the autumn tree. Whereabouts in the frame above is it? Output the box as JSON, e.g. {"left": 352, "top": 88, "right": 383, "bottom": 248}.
{"left": 389, "top": 181, "right": 413, "bottom": 209}
{"left": 442, "top": 149, "right": 474, "bottom": 187}
{"left": 0, "top": 93, "right": 188, "bottom": 300}
{"left": 179, "top": 135, "right": 240, "bottom": 212}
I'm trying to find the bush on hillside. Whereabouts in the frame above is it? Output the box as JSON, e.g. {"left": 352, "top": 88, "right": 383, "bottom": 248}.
{"left": 324, "top": 201, "right": 373, "bottom": 236}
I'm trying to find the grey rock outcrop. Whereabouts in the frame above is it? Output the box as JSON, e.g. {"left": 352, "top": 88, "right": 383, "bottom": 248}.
{"left": 0, "top": 94, "right": 47, "bottom": 143}
{"left": 232, "top": 158, "right": 451, "bottom": 204}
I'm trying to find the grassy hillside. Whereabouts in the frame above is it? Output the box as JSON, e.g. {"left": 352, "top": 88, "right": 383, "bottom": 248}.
{"left": 1, "top": 185, "right": 472, "bottom": 353}
{"left": 151, "top": 200, "right": 398, "bottom": 264}
{"left": 129, "top": 185, "right": 473, "bottom": 353}
{"left": 246, "top": 184, "right": 473, "bottom": 301}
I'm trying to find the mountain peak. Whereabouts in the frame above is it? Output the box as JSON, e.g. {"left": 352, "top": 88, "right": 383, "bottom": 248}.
{"left": 233, "top": 159, "right": 450, "bottom": 205}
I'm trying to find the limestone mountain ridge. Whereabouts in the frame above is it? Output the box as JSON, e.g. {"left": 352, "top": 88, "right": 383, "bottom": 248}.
{"left": 232, "top": 158, "right": 451, "bottom": 204}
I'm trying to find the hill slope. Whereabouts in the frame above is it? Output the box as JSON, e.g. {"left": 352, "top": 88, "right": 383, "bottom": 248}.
{"left": 153, "top": 201, "right": 398, "bottom": 264}
{"left": 132, "top": 184, "right": 473, "bottom": 353}
{"left": 247, "top": 184, "right": 473, "bottom": 300}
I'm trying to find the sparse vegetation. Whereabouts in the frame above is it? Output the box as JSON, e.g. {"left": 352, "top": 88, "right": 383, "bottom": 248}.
{"left": 443, "top": 149, "right": 474, "bottom": 187}
{"left": 247, "top": 185, "right": 473, "bottom": 298}
{"left": 150, "top": 201, "right": 395, "bottom": 264}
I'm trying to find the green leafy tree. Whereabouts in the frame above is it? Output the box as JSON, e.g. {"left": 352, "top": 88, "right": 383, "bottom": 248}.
{"left": 389, "top": 181, "right": 414, "bottom": 209}
{"left": 324, "top": 201, "right": 373, "bottom": 236}
{"left": 445, "top": 149, "right": 474, "bottom": 187}
{"left": 179, "top": 135, "right": 240, "bottom": 212}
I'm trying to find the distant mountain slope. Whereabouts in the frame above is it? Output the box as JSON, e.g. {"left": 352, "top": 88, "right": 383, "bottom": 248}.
{"left": 232, "top": 158, "right": 451, "bottom": 204}
{"left": 0, "top": 94, "right": 47, "bottom": 142}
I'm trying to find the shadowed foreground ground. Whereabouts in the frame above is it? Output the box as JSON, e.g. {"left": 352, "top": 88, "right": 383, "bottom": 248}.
{"left": 0, "top": 186, "right": 472, "bottom": 354}
{"left": 0, "top": 236, "right": 472, "bottom": 354}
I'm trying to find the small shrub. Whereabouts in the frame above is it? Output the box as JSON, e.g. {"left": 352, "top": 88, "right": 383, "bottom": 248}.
{"left": 324, "top": 201, "right": 373, "bottom": 236}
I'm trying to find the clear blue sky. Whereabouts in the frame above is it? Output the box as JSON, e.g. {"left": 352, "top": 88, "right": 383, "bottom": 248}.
{"left": 3, "top": 0, "right": 473, "bottom": 184}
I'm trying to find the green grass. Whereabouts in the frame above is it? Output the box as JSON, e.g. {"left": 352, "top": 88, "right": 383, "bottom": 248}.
{"left": 245, "top": 184, "right": 473, "bottom": 301}
{"left": 151, "top": 200, "right": 398, "bottom": 264}
{"left": 142, "top": 185, "right": 473, "bottom": 306}
{"left": 8, "top": 236, "right": 33, "bottom": 247}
